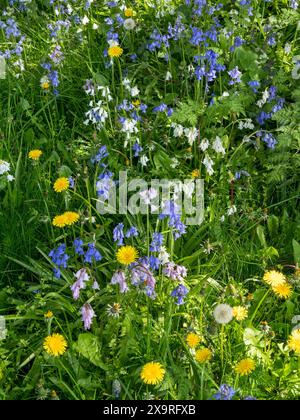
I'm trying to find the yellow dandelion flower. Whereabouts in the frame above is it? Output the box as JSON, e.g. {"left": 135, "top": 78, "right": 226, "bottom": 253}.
{"left": 116, "top": 245, "right": 138, "bottom": 265}
{"left": 40, "top": 76, "right": 50, "bottom": 90}
{"left": 124, "top": 8, "right": 134, "bottom": 17}
{"left": 43, "top": 333, "right": 67, "bottom": 357}
{"left": 52, "top": 214, "right": 68, "bottom": 228}
{"left": 53, "top": 177, "right": 70, "bottom": 193}
{"left": 272, "top": 282, "right": 292, "bottom": 299}
{"left": 195, "top": 348, "right": 212, "bottom": 363}
{"left": 140, "top": 362, "right": 165, "bottom": 385}
{"left": 41, "top": 81, "right": 50, "bottom": 90}
{"left": 235, "top": 358, "right": 256, "bottom": 376}
{"left": 191, "top": 169, "right": 200, "bottom": 178}
{"left": 28, "top": 149, "right": 43, "bottom": 161}
{"left": 44, "top": 311, "right": 54, "bottom": 319}
{"left": 108, "top": 45, "right": 123, "bottom": 58}
{"left": 63, "top": 211, "right": 80, "bottom": 226}
{"left": 186, "top": 332, "right": 202, "bottom": 349}
{"left": 132, "top": 99, "right": 141, "bottom": 107}
{"left": 233, "top": 306, "right": 248, "bottom": 321}
{"left": 263, "top": 270, "right": 286, "bottom": 287}
{"left": 288, "top": 329, "right": 300, "bottom": 355}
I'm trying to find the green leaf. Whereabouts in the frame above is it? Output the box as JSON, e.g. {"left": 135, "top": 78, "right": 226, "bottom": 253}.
{"left": 171, "top": 99, "right": 206, "bottom": 126}
{"left": 267, "top": 215, "right": 279, "bottom": 236}
{"left": 58, "top": 165, "right": 72, "bottom": 177}
{"left": 235, "top": 47, "right": 258, "bottom": 71}
{"left": 153, "top": 150, "right": 173, "bottom": 169}
{"left": 94, "top": 73, "right": 109, "bottom": 86}
{"left": 263, "top": 246, "right": 279, "bottom": 259}
{"left": 256, "top": 225, "right": 267, "bottom": 248}
{"left": 292, "top": 239, "right": 300, "bottom": 266}
{"left": 243, "top": 327, "right": 263, "bottom": 347}
{"left": 74, "top": 333, "right": 107, "bottom": 370}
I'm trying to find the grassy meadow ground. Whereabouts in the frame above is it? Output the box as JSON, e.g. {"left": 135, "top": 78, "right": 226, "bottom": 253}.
{"left": 0, "top": 0, "right": 300, "bottom": 400}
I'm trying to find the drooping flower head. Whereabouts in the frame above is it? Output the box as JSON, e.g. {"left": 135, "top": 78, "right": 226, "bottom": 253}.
{"left": 130, "top": 262, "right": 156, "bottom": 298}
{"left": 49, "top": 244, "right": 69, "bottom": 278}
{"left": 113, "top": 223, "right": 125, "bottom": 246}
{"left": 111, "top": 270, "right": 128, "bottom": 293}
{"left": 81, "top": 303, "right": 96, "bottom": 330}
{"left": 70, "top": 268, "right": 90, "bottom": 300}
{"left": 74, "top": 238, "right": 84, "bottom": 255}
{"left": 163, "top": 262, "right": 187, "bottom": 281}
{"left": 171, "top": 284, "right": 189, "bottom": 305}
{"left": 84, "top": 243, "right": 102, "bottom": 264}
{"left": 213, "top": 384, "right": 236, "bottom": 401}
{"left": 150, "top": 232, "right": 164, "bottom": 252}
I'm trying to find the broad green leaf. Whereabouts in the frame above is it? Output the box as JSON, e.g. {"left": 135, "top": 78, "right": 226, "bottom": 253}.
{"left": 292, "top": 239, "right": 300, "bottom": 266}
{"left": 74, "top": 333, "right": 107, "bottom": 370}
{"left": 256, "top": 225, "right": 267, "bottom": 248}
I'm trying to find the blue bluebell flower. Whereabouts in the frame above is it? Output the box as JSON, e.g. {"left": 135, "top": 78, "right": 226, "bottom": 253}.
{"left": 96, "top": 171, "right": 114, "bottom": 200}
{"left": 262, "top": 132, "right": 277, "bottom": 149}
{"left": 68, "top": 177, "right": 75, "bottom": 189}
{"left": 213, "top": 384, "right": 236, "bottom": 400}
{"left": 130, "top": 262, "right": 156, "bottom": 297}
{"left": 130, "top": 53, "right": 138, "bottom": 61}
{"left": 228, "top": 66, "right": 242, "bottom": 85}
{"left": 49, "top": 244, "right": 70, "bottom": 278}
{"left": 267, "top": 85, "right": 277, "bottom": 102}
{"left": 256, "top": 111, "right": 271, "bottom": 125}
{"left": 272, "top": 98, "right": 285, "bottom": 114}
{"left": 150, "top": 233, "right": 164, "bottom": 252}
{"left": 171, "top": 284, "right": 189, "bottom": 305}
{"left": 133, "top": 142, "right": 143, "bottom": 157}
{"left": 125, "top": 226, "right": 139, "bottom": 238}
{"left": 74, "top": 238, "right": 84, "bottom": 255}
{"left": 230, "top": 36, "right": 245, "bottom": 52}
{"left": 235, "top": 170, "right": 250, "bottom": 180}
{"left": 91, "top": 145, "right": 109, "bottom": 165}
{"left": 53, "top": 268, "right": 61, "bottom": 279}
{"left": 113, "top": 223, "right": 125, "bottom": 246}
{"left": 149, "top": 256, "right": 161, "bottom": 271}
{"left": 104, "top": 17, "right": 114, "bottom": 26}
{"left": 153, "top": 103, "right": 167, "bottom": 113}
{"left": 267, "top": 35, "right": 276, "bottom": 46}
{"left": 84, "top": 244, "right": 102, "bottom": 264}
{"left": 248, "top": 80, "right": 260, "bottom": 93}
